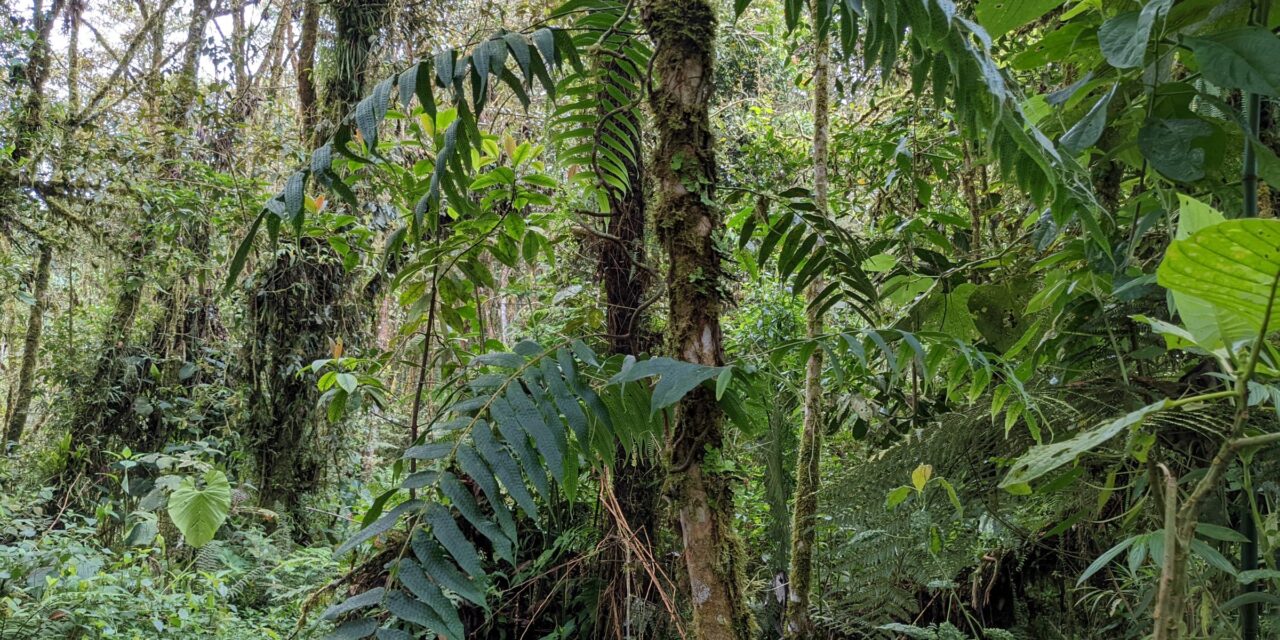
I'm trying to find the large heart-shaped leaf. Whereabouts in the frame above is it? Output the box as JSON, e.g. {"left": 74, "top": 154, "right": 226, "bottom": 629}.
{"left": 167, "top": 469, "right": 232, "bottom": 548}
{"left": 1098, "top": 0, "right": 1171, "bottom": 69}
{"left": 1157, "top": 219, "right": 1280, "bottom": 335}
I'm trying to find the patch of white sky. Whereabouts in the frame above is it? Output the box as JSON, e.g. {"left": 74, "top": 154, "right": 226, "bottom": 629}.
{"left": 16, "top": 0, "right": 276, "bottom": 98}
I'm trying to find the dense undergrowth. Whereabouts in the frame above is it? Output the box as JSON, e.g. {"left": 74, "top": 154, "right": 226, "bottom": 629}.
{"left": 5, "top": 0, "right": 1280, "bottom": 638}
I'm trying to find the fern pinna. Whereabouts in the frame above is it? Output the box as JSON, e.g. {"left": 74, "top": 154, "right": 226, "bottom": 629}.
{"left": 318, "top": 340, "right": 737, "bottom": 639}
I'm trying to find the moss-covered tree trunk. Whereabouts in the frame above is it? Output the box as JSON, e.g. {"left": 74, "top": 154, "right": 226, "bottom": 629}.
{"left": 644, "top": 1, "right": 752, "bottom": 637}
{"left": 784, "top": 7, "right": 830, "bottom": 635}
{"left": 5, "top": 244, "right": 52, "bottom": 445}
{"left": 65, "top": 0, "right": 211, "bottom": 463}
{"left": 244, "top": 0, "right": 385, "bottom": 527}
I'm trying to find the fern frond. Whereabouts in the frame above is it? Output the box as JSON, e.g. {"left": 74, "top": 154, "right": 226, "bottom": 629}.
{"left": 326, "top": 340, "right": 728, "bottom": 638}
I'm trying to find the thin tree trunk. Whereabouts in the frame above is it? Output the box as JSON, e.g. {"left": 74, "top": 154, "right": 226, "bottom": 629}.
{"left": 12, "top": 0, "right": 66, "bottom": 164}
{"left": 296, "top": 0, "right": 320, "bottom": 141}
{"left": 596, "top": 27, "right": 663, "bottom": 636}
{"left": 5, "top": 245, "right": 53, "bottom": 445}
{"left": 67, "top": 0, "right": 203, "bottom": 463}
{"left": 645, "top": 1, "right": 752, "bottom": 638}
{"left": 784, "top": 8, "right": 830, "bottom": 636}
{"left": 66, "top": 0, "right": 84, "bottom": 112}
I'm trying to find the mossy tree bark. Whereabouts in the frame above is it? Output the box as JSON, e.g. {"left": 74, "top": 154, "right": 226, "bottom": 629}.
{"left": 5, "top": 245, "right": 53, "bottom": 446}
{"left": 3, "top": 0, "right": 65, "bottom": 448}
{"left": 644, "top": 1, "right": 752, "bottom": 638}
{"left": 244, "top": 0, "right": 386, "bottom": 528}
{"left": 784, "top": 7, "right": 830, "bottom": 636}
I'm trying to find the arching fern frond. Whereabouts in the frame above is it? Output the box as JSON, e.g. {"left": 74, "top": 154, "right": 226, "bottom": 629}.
{"left": 317, "top": 340, "right": 742, "bottom": 639}
{"left": 548, "top": 0, "right": 650, "bottom": 210}
{"left": 227, "top": 25, "right": 580, "bottom": 292}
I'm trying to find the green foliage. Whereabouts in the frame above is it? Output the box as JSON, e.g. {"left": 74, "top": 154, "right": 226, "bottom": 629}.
{"left": 1158, "top": 219, "right": 1280, "bottom": 335}
{"left": 325, "top": 340, "right": 741, "bottom": 637}
{"left": 167, "top": 469, "right": 232, "bottom": 548}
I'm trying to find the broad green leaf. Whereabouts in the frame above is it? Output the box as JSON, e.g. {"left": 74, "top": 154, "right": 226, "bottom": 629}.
{"left": 166, "top": 469, "right": 232, "bottom": 548}
{"left": 1138, "top": 118, "right": 1214, "bottom": 182}
{"left": 488, "top": 395, "right": 550, "bottom": 497}
{"left": 975, "top": 0, "right": 1067, "bottom": 39}
{"left": 471, "top": 420, "right": 539, "bottom": 522}
{"left": 397, "top": 559, "right": 465, "bottom": 640}
{"left": 1190, "top": 539, "right": 1237, "bottom": 576}
{"left": 1237, "top": 569, "right": 1280, "bottom": 584}
{"left": 336, "top": 373, "right": 358, "bottom": 394}
{"left": 1158, "top": 219, "right": 1280, "bottom": 335}
{"left": 1001, "top": 401, "right": 1169, "bottom": 488}
{"left": 335, "top": 499, "right": 424, "bottom": 556}
{"left": 385, "top": 591, "right": 448, "bottom": 636}
{"left": 861, "top": 253, "right": 897, "bottom": 272}
{"left": 1195, "top": 522, "right": 1249, "bottom": 543}
{"left": 324, "top": 619, "right": 378, "bottom": 640}
{"left": 1166, "top": 196, "right": 1251, "bottom": 349}
{"left": 411, "top": 531, "right": 488, "bottom": 608}
{"left": 1077, "top": 535, "right": 1138, "bottom": 585}
{"left": 224, "top": 212, "right": 264, "bottom": 294}
{"left": 455, "top": 444, "right": 517, "bottom": 542}
{"left": 885, "top": 486, "right": 911, "bottom": 510}
{"left": 321, "top": 587, "right": 385, "bottom": 621}
{"left": 439, "top": 472, "right": 513, "bottom": 564}
{"left": 1186, "top": 28, "right": 1280, "bottom": 97}
{"left": 1098, "top": 0, "right": 1170, "bottom": 69}
{"left": 609, "top": 357, "right": 727, "bottom": 415}
{"left": 425, "top": 503, "right": 484, "bottom": 578}
{"left": 1222, "top": 592, "right": 1280, "bottom": 611}
{"left": 1059, "top": 85, "right": 1116, "bottom": 155}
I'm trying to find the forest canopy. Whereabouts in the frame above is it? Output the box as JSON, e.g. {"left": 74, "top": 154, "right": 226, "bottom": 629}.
{"left": 3, "top": 0, "right": 1280, "bottom": 638}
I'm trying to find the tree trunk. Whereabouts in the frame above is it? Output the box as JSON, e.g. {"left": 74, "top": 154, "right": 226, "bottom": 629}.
{"left": 244, "top": 0, "right": 386, "bottom": 529}
{"left": 297, "top": 0, "right": 320, "bottom": 142}
{"left": 66, "top": 0, "right": 206, "bottom": 464}
{"left": 314, "top": 0, "right": 388, "bottom": 145}
{"left": 595, "top": 30, "right": 664, "bottom": 637}
{"left": 645, "top": 1, "right": 752, "bottom": 638}
{"left": 5, "top": 244, "right": 53, "bottom": 445}
{"left": 784, "top": 7, "right": 830, "bottom": 635}
{"left": 12, "top": 0, "right": 66, "bottom": 164}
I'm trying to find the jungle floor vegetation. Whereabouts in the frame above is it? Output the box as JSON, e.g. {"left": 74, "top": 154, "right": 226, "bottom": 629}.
{"left": 3, "top": 0, "right": 1280, "bottom": 638}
